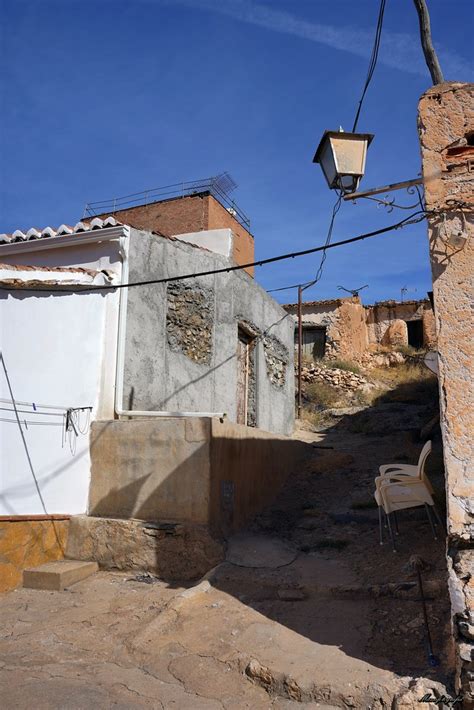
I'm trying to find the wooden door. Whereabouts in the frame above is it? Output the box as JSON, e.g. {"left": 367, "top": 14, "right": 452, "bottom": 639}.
{"left": 236, "top": 328, "right": 251, "bottom": 425}
{"left": 302, "top": 327, "right": 326, "bottom": 360}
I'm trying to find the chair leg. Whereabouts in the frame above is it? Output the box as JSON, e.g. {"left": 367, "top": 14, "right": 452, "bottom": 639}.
{"left": 386, "top": 512, "right": 397, "bottom": 552}
{"left": 378, "top": 506, "right": 383, "bottom": 545}
{"left": 424, "top": 504, "right": 438, "bottom": 541}
{"left": 432, "top": 504, "right": 446, "bottom": 532}
{"left": 393, "top": 510, "right": 400, "bottom": 535}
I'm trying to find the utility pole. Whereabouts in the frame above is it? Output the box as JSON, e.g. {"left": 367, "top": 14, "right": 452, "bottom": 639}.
{"left": 297, "top": 285, "right": 303, "bottom": 418}
{"left": 412, "top": 0, "right": 444, "bottom": 85}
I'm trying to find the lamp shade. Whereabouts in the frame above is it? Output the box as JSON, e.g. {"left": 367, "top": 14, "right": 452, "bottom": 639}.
{"left": 313, "top": 130, "right": 374, "bottom": 193}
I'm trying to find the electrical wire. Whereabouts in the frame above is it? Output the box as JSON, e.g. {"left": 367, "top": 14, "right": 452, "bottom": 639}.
{"left": 0, "top": 210, "right": 427, "bottom": 295}
{"left": 303, "top": 191, "right": 343, "bottom": 293}
{"left": 352, "top": 0, "right": 387, "bottom": 133}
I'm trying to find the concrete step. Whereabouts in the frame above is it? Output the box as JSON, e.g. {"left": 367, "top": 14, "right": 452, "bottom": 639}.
{"left": 23, "top": 560, "right": 98, "bottom": 591}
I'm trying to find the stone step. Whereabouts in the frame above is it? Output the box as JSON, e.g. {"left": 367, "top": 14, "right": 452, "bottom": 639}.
{"left": 23, "top": 560, "right": 98, "bottom": 591}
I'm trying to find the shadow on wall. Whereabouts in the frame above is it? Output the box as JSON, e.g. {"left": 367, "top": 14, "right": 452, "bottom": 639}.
{"left": 68, "top": 377, "right": 454, "bottom": 696}
{"left": 67, "top": 419, "right": 310, "bottom": 584}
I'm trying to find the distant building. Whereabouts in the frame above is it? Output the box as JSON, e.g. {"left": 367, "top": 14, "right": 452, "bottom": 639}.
{"left": 283, "top": 295, "right": 436, "bottom": 361}
{"left": 283, "top": 296, "right": 368, "bottom": 361}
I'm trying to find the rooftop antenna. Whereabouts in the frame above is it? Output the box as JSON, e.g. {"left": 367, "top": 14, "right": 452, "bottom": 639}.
{"left": 212, "top": 172, "right": 237, "bottom": 198}
{"left": 401, "top": 286, "right": 417, "bottom": 302}
{"left": 337, "top": 284, "right": 369, "bottom": 297}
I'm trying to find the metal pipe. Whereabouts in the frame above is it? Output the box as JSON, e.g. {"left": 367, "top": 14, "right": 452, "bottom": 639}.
{"left": 297, "top": 285, "right": 303, "bottom": 418}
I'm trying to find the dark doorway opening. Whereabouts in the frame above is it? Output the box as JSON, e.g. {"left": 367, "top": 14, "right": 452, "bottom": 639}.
{"left": 406, "top": 319, "right": 424, "bottom": 348}
{"left": 295, "top": 326, "right": 327, "bottom": 360}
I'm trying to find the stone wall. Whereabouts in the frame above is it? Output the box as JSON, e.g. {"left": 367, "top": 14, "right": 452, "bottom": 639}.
{"left": 0, "top": 518, "right": 69, "bottom": 592}
{"left": 418, "top": 82, "right": 474, "bottom": 700}
{"left": 166, "top": 281, "right": 214, "bottom": 365}
{"left": 262, "top": 334, "right": 289, "bottom": 388}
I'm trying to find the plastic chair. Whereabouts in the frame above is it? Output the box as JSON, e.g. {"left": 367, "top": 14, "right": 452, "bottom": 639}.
{"left": 374, "top": 474, "right": 443, "bottom": 552}
{"left": 378, "top": 440, "right": 434, "bottom": 493}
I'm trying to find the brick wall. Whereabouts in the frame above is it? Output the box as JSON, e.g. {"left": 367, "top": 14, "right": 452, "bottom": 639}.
{"left": 97, "top": 193, "right": 255, "bottom": 276}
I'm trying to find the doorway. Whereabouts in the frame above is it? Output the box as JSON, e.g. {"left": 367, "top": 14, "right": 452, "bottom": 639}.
{"left": 406, "top": 319, "right": 424, "bottom": 348}
{"left": 236, "top": 327, "right": 256, "bottom": 426}
{"left": 296, "top": 326, "right": 327, "bottom": 360}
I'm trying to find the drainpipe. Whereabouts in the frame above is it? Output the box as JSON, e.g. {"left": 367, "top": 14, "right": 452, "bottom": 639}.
{"left": 113, "top": 230, "right": 226, "bottom": 419}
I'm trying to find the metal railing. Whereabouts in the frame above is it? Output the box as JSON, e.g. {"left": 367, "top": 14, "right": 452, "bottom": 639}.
{"left": 83, "top": 175, "right": 251, "bottom": 230}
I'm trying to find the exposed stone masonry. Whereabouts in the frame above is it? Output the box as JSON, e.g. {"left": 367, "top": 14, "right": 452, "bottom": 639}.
{"left": 166, "top": 281, "right": 214, "bottom": 365}
{"left": 263, "top": 335, "right": 289, "bottom": 388}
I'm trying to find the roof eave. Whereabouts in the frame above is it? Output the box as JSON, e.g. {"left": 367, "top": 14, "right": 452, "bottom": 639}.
{"left": 0, "top": 225, "right": 129, "bottom": 256}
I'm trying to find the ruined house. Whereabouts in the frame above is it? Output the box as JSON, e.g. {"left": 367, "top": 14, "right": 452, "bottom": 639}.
{"left": 284, "top": 295, "right": 436, "bottom": 362}
{"left": 365, "top": 298, "right": 436, "bottom": 349}
{"left": 283, "top": 296, "right": 368, "bottom": 361}
{"left": 0, "top": 184, "right": 305, "bottom": 590}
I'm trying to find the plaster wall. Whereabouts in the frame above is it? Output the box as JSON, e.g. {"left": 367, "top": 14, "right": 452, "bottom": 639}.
{"left": 418, "top": 82, "right": 474, "bottom": 698}
{"left": 123, "top": 229, "right": 294, "bottom": 436}
{"left": 87, "top": 417, "right": 308, "bottom": 536}
{"left": 175, "top": 228, "right": 233, "bottom": 258}
{"left": 0, "top": 286, "right": 113, "bottom": 516}
{"left": 89, "top": 419, "right": 211, "bottom": 524}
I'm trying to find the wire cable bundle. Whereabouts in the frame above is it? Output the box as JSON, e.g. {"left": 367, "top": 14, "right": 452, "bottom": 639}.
{"left": 352, "top": 0, "right": 387, "bottom": 133}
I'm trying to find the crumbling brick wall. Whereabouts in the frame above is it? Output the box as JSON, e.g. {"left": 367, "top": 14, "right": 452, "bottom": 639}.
{"left": 418, "top": 82, "right": 474, "bottom": 700}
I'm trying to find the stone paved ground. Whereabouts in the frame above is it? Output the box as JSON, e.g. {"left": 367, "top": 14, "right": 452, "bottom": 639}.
{"left": 0, "top": 417, "right": 454, "bottom": 709}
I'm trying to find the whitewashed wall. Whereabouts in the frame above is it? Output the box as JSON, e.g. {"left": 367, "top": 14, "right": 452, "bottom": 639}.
{"left": 0, "top": 236, "right": 123, "bottom": 516}
{"left": 0, "top": 288, "right": 115, "bottom": 515}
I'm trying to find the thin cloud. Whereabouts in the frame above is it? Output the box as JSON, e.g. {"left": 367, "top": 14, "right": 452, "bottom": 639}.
{"left": 170, "top": 0, "right": 472, "bottom": 79}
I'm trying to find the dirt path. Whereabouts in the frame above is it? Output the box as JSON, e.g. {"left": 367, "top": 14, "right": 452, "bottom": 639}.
{"left": 0, "top": 426, "right": 453, "bottom": 708}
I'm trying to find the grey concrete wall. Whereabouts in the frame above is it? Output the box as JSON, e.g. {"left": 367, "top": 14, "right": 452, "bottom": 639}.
{"left": 87, "top": 418, "right": 309, "bottom": 536}
{"left": 123, "top": 229, "right": 295, "bottom": 436}
{"left": 88, "top": 418, "right": 211, "bottom": 524}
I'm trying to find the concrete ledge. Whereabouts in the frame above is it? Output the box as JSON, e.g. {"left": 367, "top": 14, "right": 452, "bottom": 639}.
{"left": 23, "top": 560, "right": 98, "bottom": 591}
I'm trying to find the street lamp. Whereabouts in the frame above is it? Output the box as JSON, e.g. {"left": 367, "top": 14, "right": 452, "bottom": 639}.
{"left": 313, "top": 129, "right": 374, "bottom": 194}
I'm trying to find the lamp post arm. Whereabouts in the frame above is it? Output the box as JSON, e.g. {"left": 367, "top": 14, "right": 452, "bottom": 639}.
{"left": 412, "top": 0, "right": 444, "bottom": 85}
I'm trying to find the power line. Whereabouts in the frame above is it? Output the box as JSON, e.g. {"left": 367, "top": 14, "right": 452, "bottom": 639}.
{"left": 302, "top": 191, "right": 343, "bottom": 294}
{"left": 352, "top": 0, "right": 387, "bottom": 132}
{"left": 0, "top": 211, "right": 427, "bottom": 295}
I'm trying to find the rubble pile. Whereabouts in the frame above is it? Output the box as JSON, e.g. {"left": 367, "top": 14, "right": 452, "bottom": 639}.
{"left": 357, "top": 350, "right": 406, "bottom": 369}
{"left": 300, "top": 363, "right": 369, "bottom": 391}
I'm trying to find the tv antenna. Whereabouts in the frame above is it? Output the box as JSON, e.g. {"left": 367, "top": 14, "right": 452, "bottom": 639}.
{"left": 401, "top": 286, "right": 417, "bottom": 302}
{"left": 338, "top": 284, "right": 369, "bottom": 297}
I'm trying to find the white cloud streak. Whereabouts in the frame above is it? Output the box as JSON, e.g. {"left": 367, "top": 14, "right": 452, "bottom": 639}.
{"left": 167, "top": 0, "right": 472, "bottom": 79}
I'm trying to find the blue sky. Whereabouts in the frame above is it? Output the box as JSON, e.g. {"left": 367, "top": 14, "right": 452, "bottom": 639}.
{"left": 1, "top": 0, "right": 472, "bottom": 304}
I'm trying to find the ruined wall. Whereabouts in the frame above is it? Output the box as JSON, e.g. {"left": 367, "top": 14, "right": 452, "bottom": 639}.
{"left": 365, "top": 300, "right": 435, "bottom": 347}
{"left": 123, "top": 229, "right": 294, "bottom": 436}
{"left": 284, "top": 297, "right": 368, "bottom": 361}
{"left": 418, "top": 82, "right": 474, "bottom": 700}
